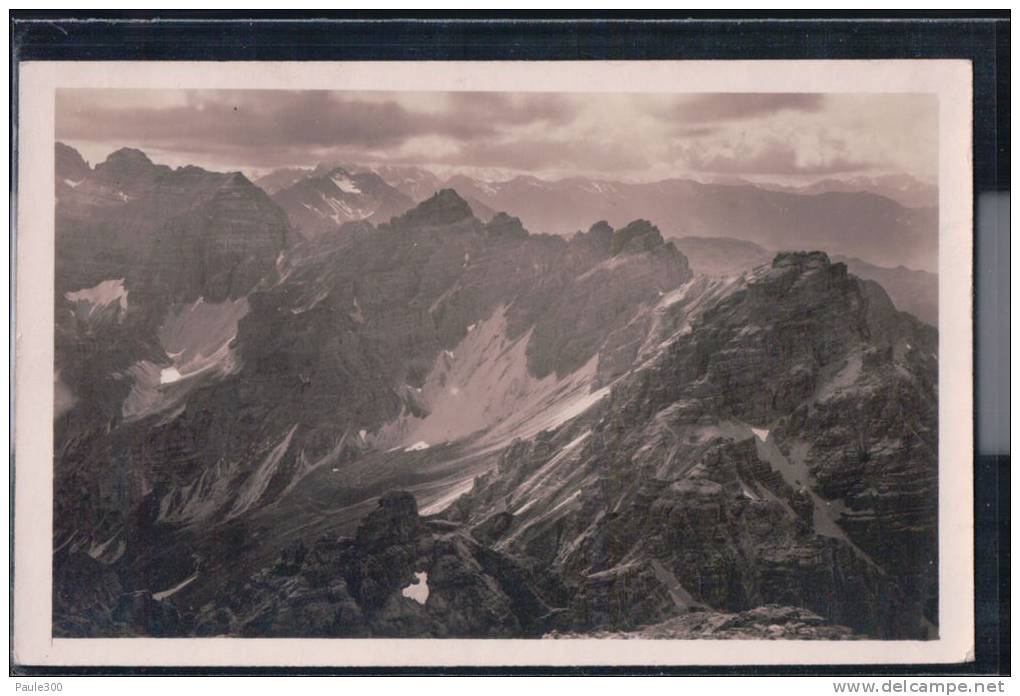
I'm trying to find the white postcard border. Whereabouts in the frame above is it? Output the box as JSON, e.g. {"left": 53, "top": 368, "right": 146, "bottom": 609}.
{"left": 14, "top": 59, "right": 974, "bottom": 667}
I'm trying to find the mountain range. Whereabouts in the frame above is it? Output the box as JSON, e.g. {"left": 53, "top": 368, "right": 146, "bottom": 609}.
{"left": 250, "top": 155, "right": 938, "bottom": 325}
{"left": 706, "top": 173, "right": 938, "bottom": 209}
{"left": 441, "top": 175, "right": 938, "bottom": 273}
{"left": 52, "top": 144, "right": 938, "bottom": 640}
{"left": 253, "top": 161, "right": 936, "bottom": 273}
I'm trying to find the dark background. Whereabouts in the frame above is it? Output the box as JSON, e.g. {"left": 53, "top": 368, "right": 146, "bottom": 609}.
{"left": 9, "top": 10, "right": 1010, "bottom": 677}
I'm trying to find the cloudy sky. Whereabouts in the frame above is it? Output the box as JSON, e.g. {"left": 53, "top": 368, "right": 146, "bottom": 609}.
{"left": 56, "top": 89, "right": 937, "bottom": 184}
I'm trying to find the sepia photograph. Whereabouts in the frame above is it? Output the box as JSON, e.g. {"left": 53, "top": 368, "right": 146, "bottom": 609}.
{"left": 12, "top": 58, "right": 976, "bottom": 669}
{"left": 50, "top": 87, "right": 943, "bottom": 642}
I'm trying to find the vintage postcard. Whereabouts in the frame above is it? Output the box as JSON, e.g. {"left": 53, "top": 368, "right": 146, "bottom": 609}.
{"left": 13, "top": 60, "right": 973, "bottom": 667}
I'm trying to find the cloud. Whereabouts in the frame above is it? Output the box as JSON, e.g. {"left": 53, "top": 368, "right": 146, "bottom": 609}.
{"left": 445, "top": 92, "right": 575, "bottom": 128}
{"left": 55, "top": 89, "right": 935, "bottom": 183}
{"left": 664, "top": 94, "right": 825, "bottom": 123}
{"left": 56, "top": 90, "right": 579, "bottom": 169}
{"left": 675, "top": 137, "right": 872, "bottom": 176}
{"left": 675, "top": 126, "right": 719, "bottom": 138}
{"left": 436, "top": 137, "right": 648, "bottom": 172}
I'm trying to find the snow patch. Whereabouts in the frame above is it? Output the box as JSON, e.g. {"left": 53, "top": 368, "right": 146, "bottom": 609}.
{"left": 753, "top": 436, "right": 882, "bottom": 572}
{"left": 419, "top": 477, "right": 476, "bottom": 516}
{"left": 290, "top": 286, "right": 330, "bottom": 314}
{"left": 405, "top": 441, "right": 430, "bottom": 452}
{"left": 331, "top": 172, "right": 362, "bottom": 194}
{"left": 376, "top": 306, "right": 609, "bottom": 451}
{"left": 545, "top": 387, "right": 610, "bottom": 430}
{"left": 401, "top": 571, "right": 429, "bottom": 605}
{"left": 228, "top": 424, "right": 299, "bottom": 518}
{"left": 153, "top": 573, "right": 199, "bottom": 601}
{"left": 123, "top": 298, "right": 249, "bottom": 422}
{"left": 65, "top": 278, "right": 129, "bottom": 317}
{"left": 318, "top": 190, "right": 373, "bottom": 223}
{"left": 511, "top": 430, "right": 592, "bottom": 508}
{"left": 159, "top": 367, "right": 183, "bottom": 385}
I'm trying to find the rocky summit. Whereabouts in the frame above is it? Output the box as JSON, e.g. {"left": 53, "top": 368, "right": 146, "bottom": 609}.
{"left": 52, "top": 144, "right": 937, "bottom": 641}
{"left": 272, "top": 166, "right": 415, "bottom": 239}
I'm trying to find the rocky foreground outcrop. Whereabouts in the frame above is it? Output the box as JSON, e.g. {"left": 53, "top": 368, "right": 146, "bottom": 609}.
{"left": 548, "top": 605, "right": 858, "bottom": 640}
{"left": 54, "top": 491, "right": 861, "bottom": 639}
{"left": 55, "top": 492, "right": 570, "bottom": 637}
{"left": 186, "top": 491, "right": 573, "bottom": 637}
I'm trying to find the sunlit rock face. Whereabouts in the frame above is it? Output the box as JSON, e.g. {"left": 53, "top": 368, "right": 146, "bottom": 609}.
{"left": 444, "top": 251, "right": 937, "bottom": 640}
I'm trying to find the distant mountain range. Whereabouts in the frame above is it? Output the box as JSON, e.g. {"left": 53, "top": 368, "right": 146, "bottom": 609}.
{"left": 440, "top": 175, "right": 938, "bottom": 273}
{"left": 707, "top": 173, "right": 938, "bottom": 209}
{"left": 251, "top": 162, "right": 937, "bottom": 273}
{"left": 57, "top": 142, "right": 938, "bottom": 322}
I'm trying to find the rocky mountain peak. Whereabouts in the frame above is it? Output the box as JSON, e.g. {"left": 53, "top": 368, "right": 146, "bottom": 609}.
{"left": 610, "top": 218, "right": 665, "bottom": 256}
{"left": 354, "top": 491, "right": 421, "bottom": 550}
{"left": 97, "top": 147, "right": 154, "bottom": 173}
{"left": 391, "top": 188, "right": 474, "bottom": 230}
{"left": 55, "top": 142, "right": 91, "bottom": 182}
{"left": 218, "top": 170, "right": 260, "bottom": 193}
{"left": 485, "top": 212, "right": 528, "bottom": 241}
{"left": 314, "top": 161, "right": 346, "bottom": 176}
{"left": 772, "top": 250, "right": 833, "bottom": 270}
{"left": 269, "top": 166, "right": 416, "bottom": 239}
{"left": 587, "top": 220, "right": 614, "bottom": 240}
{"left": 567, "top": 220, "right": 614, "bottom": 255}
{"left": 89, "top": 147, "right": 164, "bottom": 191}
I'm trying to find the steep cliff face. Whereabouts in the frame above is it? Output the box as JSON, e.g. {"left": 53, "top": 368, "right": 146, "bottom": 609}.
{"left": 53, "top": 146, "right": 291, "bottom": 588}
{"left": 441, "top": 252, "right": 937, "bottom": 639}
{"left": 56, "top": 145, "right": 290, "bottom": 300}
